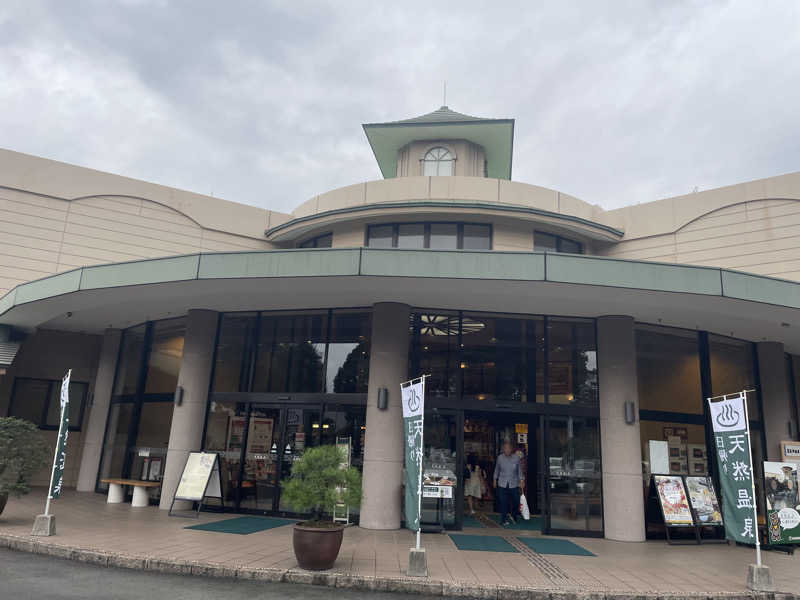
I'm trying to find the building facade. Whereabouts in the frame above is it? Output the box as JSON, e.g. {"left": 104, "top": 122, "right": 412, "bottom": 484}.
{"left": 1, "top": 106, "right": 799, "bottom": 541}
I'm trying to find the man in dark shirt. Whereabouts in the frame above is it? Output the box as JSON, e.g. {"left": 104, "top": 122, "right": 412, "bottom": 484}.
{"left": 493, "top": 441, "right": 523, "bottom": 526}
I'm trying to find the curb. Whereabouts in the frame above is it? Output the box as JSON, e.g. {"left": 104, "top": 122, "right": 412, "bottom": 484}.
{"left": 0, "top": 533, "right": 796, "bottom": 600}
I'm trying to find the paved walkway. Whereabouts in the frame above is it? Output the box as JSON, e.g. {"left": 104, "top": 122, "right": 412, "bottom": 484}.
{"left": 1, "top": 489, "right": 798, "bottom": 598}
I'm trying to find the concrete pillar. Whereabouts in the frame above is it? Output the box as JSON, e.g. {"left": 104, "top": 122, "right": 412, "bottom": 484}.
{"left": 159, "top": 310, "right": 218, "bottom": 510}
{"left": 597, "top": 316, "right": 645, "bottom": 542}
{"left": 360, "top": 302, "right": 410, "bottom": 530}
{"left": 76, "top": 329, "right": 122, "bottom": 492}
{"left": 757, "top": 342, "right": 796, "bottom": 460}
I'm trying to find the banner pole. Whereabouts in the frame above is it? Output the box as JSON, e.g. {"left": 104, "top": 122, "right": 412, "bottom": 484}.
{"left": 742, "top": 390, "right": 761, "bottom": 567}
{"left": 44, "top": 370, "right": 70, "bottom": 517}
{"left": 415, "top": 374, "right": 427, "bottom": 551}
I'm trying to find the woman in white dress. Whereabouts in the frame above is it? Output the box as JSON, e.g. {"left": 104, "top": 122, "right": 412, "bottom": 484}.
{"left": 464, "top": 454, "right": 483, "bottom": 515}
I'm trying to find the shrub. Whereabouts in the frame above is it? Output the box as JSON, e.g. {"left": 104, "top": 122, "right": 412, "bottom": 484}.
{"left": 0, "top": 417, "right": 50, "bottom": 497}
{"left": 280, "top": 445, "right": 362, "bottom": 524}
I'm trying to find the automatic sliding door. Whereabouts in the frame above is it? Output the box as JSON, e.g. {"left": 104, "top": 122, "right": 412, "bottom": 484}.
{"left": 239, "top": 405, "right": 283, "bottom": 512}
{"left": 545, "top": 415, "right": 603, "bottom": 535}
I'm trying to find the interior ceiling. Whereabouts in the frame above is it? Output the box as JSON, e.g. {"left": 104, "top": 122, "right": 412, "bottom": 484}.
{"left": 3, "top": 276, "right": 799, "bottom": 353}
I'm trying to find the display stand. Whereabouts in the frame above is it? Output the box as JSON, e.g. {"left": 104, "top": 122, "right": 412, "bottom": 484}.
{"left": 168, "top": 451, "right": 224, "bottom": 518}
{"left": 646, "top": 474, "right": 727, "bottom": 545}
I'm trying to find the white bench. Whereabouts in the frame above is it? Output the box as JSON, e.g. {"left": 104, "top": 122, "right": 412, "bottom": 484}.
{"left": 100, "top": 478, "right": 160, "bottom": 507}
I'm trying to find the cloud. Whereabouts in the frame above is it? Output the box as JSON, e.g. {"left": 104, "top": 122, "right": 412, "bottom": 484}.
{"left": 1, "top": 0, "right": 799, "bottom": 214}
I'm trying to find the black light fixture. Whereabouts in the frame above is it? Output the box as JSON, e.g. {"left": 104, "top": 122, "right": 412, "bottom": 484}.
{"left": 377, "top": 387, "right": 388, "bottom": 410}
{"left": 174, "top": 386, "right": 184, "bottom": 406}
{"left": 624, "top": 400, "right": 636, "bottom": 425}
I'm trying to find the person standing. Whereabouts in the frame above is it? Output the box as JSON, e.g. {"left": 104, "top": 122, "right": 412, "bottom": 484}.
{"left": 493, "top": 441, "right": 523, "bottom": 526}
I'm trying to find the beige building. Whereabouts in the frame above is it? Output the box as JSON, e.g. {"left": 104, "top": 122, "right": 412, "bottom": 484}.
{"left": 1, "top": 106, "right": 799, "bottom": 541}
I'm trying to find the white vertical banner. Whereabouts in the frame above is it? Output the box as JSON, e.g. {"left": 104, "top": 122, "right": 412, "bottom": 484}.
{"left": 401, "top": 376, "right": 426, "bottom": 548}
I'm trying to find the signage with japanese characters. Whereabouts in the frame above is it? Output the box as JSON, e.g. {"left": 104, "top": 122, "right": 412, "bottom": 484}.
{"left": 764, "top": 461, "right": 800, "bottom": 545}
{"left": 653, "top": 475, "right": 694, "bottom": 525}
{"left": 402, "top": 377, "right": 426, "bottom": 532}
{"left": 709, "top": 393, "right": 757, "bottom": 544}
{"left": 47, "top": 370, "right": 71, "bottom": 501}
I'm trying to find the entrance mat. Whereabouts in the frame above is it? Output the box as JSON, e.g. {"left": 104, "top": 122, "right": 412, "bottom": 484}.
{"left": 448, "top": 534, "right": 518, "bottom": 552}
{"left": 461, "top": 515, "right": 485, "bottom": 528}
{"left": 186, "top": 516, "right": 296, "bottom": 535}
{"left": 516, "top": 537, "right": 595, "bottom": 556}
{"left": 487, "top": 513, "right": 543, "bottom": 531}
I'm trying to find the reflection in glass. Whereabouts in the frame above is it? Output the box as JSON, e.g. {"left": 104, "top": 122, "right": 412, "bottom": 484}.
{"left": 546, "top": 416, "right": 602, "bottom": 532}
{"left": 366, "top": 225, "right": 394, "bottom": 248}
{"left": 204, "top": 400, "right": 247, "bottom": 504}
{"left": 278, "top": 407, "right": 321, "bottom": 512}
{"left": 460, "top": 314, "right": 543, "bottom": 403}
{"left": 429, "top": 223, "right": 458, "bottom": 250}
{"left": 397, "top": 224, "right": 425, "bottom": 249}
{"left": 636, "top": 325, "right": 702, "bottom": 414}
{"left": 253, "top": 313, "right": 327, "bottom": 393}
{"left": 547, "top": 319, "right": 598, "bottom": 406}
{"left": 422, "top": 147, "right": 454, "bottom": 176}
{"left": 241, "top": 406, "right": 284, "bottom": 512}
{"left": 144, "top": 318, "right": 186, "bottom": 393}
{"left": 421, "top": 412, "right": 458, "bottom": 527}
{"left": 709, "top": 334, "right": 759, "bottom": 420}
{"left": 212, "top": 313, "right": 257, "bottom": 393}
{"left": 411, "top": 313, "right": 459, "bottom": 398}
{"left": 327, "top": 311, "right": 371, "bottom": 393}
{"left": 97, "top": 402, "right": 135, "bottom": 491}
{"left": 114, "top": 325, "right": 146, "bottom": 395}
{"left": 462, "top": 224, "right": 491, "bottom": 250}
{"left": 128, "top": 401, "right": 173, "bottom": 498}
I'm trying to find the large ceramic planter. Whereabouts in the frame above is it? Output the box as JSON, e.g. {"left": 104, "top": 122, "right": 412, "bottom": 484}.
{"left": 0, "top": 493, "right": 8, "bottom": 517}
{"left": 292, "top": 523, "right": 345, "bottom": 570}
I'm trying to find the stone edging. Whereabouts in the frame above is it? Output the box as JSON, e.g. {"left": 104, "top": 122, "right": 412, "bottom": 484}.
{"left": 0, "top": 533, "right": 796, "bottom": 600}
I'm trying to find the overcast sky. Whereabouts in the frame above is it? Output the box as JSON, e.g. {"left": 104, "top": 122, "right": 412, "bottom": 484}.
{"left": 2, "top": 1, "right": 799, "bottom": 214}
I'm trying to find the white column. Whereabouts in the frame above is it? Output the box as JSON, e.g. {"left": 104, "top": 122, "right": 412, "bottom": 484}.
{"left": 359, "top": 303, "right": 410, "bottom": 530}
{"left": 756, "top": 342, "right": 796, "bottom": 460}
{"left": 76, "top": 329, "right": 122, "bottom": 492}
{"left": 597, "top": 316, "right": 646, "bottom": 542}
{"left": 159, "top": 310, "right": 218, "bottom": 510}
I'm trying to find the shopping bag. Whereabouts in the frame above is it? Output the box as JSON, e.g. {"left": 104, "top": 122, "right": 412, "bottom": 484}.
{"left": 519, "top": 493, "right": 530, "bottom": 520}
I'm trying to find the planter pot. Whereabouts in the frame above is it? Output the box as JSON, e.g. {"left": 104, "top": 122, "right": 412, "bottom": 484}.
{"left": 292, "top": 523, "right": 345, "bottom": 571}
{"left": 0, "top": 493, "right": 8, "bottom": 517}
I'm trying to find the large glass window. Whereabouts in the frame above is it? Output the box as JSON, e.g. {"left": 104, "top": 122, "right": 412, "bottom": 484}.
{"left": 410, "top": 312, "right": 594, "bottom": 406}
{"left": 298, "top": 233, "right": 333, "bottom": 248}
{"left": 709, "top": 334, "right": 759, "bottom": 420}
{"left": 204, "top": 400, "right": 248, "bottom": 505}
{"left": 422, "top": 146, "right": 454, "bottom": 176}
{"left": 546, "top": 415, "right": 603, "bottom": 533}
{"left": 113, "top": 324, "right": 146, "bottom": 396}
{"left": 211, "top": 310, "right": 371, "bottom": 395}
{"left": 8, "top": 377, "right": 88, "bottom": 431}
{"left": 460, "top": 314, "right": 543, "bottom": 404}
{"left": 253, "top": 312, "right": 327, "bottom": 393}
{"left": 367, "top": 223, "right": 491, "bottom": 250}
{"left": 534, "top": 231, "right": 583, "bottom": 254}
{"left": 144, "top": 318, "right": 186, "bottom": 394}
{"left": 547, "top": 318, "right": 598, "bottom": 406}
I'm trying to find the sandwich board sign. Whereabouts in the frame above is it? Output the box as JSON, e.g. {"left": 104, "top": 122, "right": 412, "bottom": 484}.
{"left": 169, "top": 451, "right": 223, "bottom": 517}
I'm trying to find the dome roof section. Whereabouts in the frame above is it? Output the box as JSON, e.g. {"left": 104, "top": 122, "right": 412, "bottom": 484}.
{"left": 363, "top": 106, "right": 514, "bottom": 180}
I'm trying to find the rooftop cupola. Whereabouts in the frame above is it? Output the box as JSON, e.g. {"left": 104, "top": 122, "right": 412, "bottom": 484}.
{"left": 362, "top": 106, "right": 514, "bottom": 180}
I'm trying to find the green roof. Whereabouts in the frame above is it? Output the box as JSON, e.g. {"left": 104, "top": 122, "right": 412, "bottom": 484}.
{"left": 363, "top": 106, "right": 514, "bottom": 180}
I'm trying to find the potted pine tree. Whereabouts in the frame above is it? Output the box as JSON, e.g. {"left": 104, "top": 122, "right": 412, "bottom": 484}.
{"left": 280, "top": 444, "right": 362, "bottom": 570}
{"left": 0, "top": 417, "right": 50, "bottom": 516}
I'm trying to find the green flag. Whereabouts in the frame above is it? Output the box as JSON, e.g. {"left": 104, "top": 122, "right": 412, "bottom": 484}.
{"left": 48, "top": 370, "right": 71, "bottom": 500}
{"left": 401, "top": 377, "right": 425, "bottom": 532}
{"left": 708, "top": 392, "right": 757, "bottom": 544}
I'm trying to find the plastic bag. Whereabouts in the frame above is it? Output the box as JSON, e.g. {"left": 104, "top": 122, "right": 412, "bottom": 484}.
{"left": 519, "top": 493, "right": 530, "bottom": 520}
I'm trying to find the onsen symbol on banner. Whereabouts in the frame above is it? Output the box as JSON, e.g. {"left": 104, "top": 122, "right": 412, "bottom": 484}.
{"left": 407, "top": 389, "right": 421, "bottom": 412}
{"left": 715, "top": 402, "right": 740, "bottom": 428}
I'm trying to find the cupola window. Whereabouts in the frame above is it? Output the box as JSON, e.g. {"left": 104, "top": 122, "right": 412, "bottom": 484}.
{"left": 422, "top": 147, "right": 454, "bottom": 176}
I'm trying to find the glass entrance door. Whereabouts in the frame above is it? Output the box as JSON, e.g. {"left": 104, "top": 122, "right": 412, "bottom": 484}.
{"left": 239, "top": 405, "right": 283, "bottom": 512}
{"left": 544, "top": 415, "right": 603, "bottom": 536}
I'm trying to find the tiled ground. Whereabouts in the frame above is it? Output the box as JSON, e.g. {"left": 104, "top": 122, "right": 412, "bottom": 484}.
{"left": 1, "top": 489, "right": 799, "bottom": 595}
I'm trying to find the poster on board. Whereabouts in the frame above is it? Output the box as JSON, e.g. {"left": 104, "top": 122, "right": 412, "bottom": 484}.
{"left": 764, "top": 461, "right": 800, "bottom": 545}
{"left": 654, "top": 475, "right": 694, "bottom": 526}
{"left": 174, "top": 452, "right": 221, "bottom": 502}
{"left": 685, "top": 476, "right": 723, "bottom": 525}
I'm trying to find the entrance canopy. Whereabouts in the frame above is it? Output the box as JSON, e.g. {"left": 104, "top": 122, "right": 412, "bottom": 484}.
{"left": 1, "top": 248, "right": 799, "bottom": 352}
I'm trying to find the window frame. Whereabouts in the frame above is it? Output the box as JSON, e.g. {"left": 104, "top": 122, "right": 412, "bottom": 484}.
{"left": 7, "top": 376, "right": 89, "bottom": 431}
{"left": 298, "top": 232, "right": 333, "bottom": 249}
{"left": 421, "top": 146, "right": 455, "bottom": 176}
{"left": 365, "top": 222, "right": 492, "bottom": 250}
{"left": 534, "top": 230, "right": 583, "bottom": 254}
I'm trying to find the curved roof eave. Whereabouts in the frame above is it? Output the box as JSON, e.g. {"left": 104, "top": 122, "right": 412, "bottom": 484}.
{"left": 1, "top": 249, "right": 799, "bottom": 353}
{"left": 264, "top": 201, "right": 625, "bottom": 242}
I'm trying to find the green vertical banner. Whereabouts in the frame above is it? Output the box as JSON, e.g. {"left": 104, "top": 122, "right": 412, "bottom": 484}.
{"left": 48, "top": 369, "right": 71, "bottom": 500}
{"left": 401, "top": 377, "right": 425, "bottom": 532}
{"left": 708, "top": 392, "right": 757, "bottom": 544}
